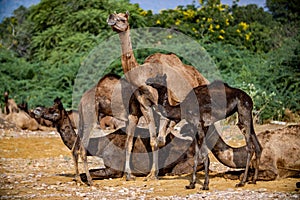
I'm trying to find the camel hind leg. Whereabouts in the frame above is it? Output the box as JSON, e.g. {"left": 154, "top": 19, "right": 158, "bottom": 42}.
{"left": 72, "top": 137, "right": 81, "bottom": 183}
{"left": 124, "top": 114, "right": 138, "bottom": 181}
{"left": 236, "top": 115, "right": 257, "bottom": 187}
{"left": 249, "top": 128, "right": 262, "bottom": 184}
{"left": 72, "top": 135, "right": 93, "bottom": 186}
{"left": 80, "top": 144, "right": 93, "bottom": 186}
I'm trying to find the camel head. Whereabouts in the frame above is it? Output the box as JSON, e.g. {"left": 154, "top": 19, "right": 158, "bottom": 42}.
{"left": 33, "top": 97, "right": 64, "bottom": 122}
{"left": 107, "top": 11, "right": 130, "bottom": 32}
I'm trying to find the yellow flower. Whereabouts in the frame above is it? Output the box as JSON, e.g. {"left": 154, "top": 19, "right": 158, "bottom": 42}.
{"left": 218, "top": 4, "right": 225, "bottom": 11}
{"left": 175, "top": 19, "right": 181, "bottom": 26}
{"left": 239, "top": 22, "right": 249, "bottom": 31}
{"left": 140, "top": 10, "right": 148, "bottom": 16}
{"left": 192, "top": 27, "right": 198, "bottom": 33}
{"left": 236, "top": 29, "right": 241, "bottom": 33}
{"left": 220, "top": 29, "right": 225, "bottom": 34}
{"left": 209, "top": 24, "right": 214, "bottom": 32}
{"left": 196, "top": 19, "right": 200, "bottom": 23}
{"left": 218, "top": 35, "right": 224, "bottom": 40}
{"left": 156, "top": 20, "right": 161, "bottom": 25}
{"left": 202, "top": 17, "right": 206, "bottom": 21}
{"left": 167, "top": 35, "right": 172, "bottom": 39}
{"left": 207, "top": 18, "right": 213, "bottom": 23}
{"left": 225, "top": 19, "right": 230, "bottom": 26}
{"left": 245, "top": 33, "right": 251, "bottom": 41}
{"left": 215, "top": 24, "right": 220, "bottom": 29}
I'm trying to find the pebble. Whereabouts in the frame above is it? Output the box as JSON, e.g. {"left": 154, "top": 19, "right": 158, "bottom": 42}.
{"left": 1, "top": 129, "right": 299, "bottom": 200}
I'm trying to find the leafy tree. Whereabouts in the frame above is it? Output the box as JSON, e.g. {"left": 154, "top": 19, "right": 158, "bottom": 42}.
{"left": 266, "top": 0, "right": 300, "bottom": 22}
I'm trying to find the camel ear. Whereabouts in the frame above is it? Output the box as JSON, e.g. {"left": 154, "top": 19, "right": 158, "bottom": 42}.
{"left": 125, "top": 11, "right": 130, "bottom": 18}
{"left": 162, "top": 74, "right": 167, "bottom": 80}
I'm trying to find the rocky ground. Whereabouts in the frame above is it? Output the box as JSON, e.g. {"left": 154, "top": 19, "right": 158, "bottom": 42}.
{"left": 0, "top": 123, "right": 299, "bottom": 199}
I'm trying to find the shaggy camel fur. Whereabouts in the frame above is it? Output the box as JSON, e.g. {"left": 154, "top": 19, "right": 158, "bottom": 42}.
{"left": 146, "top": 74, "right": 262, "bottom": 189}
{"left": 107, "top": 11, "right": 209, "bottom": 181}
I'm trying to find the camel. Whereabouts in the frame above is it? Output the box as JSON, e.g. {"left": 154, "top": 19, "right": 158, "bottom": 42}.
{"left": 5, "top": 110, "right": 40, "bottom": 130}
{"left": 146, "top": 74, "right": 262, "bottom": 189}
{"left": 107, "top": 11, "right": 209, "bottom": 181}
{"left": 222, "top": 124, "right": 300, "bottom": 181}
{"left": 4, "top": 91, "right": 19, "bottom": 114}
{"left": 34, "top": 97, "right": 90, "bottom": 185}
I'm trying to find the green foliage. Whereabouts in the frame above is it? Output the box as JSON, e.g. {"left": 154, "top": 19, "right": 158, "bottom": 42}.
{"left": 0, "top": 0, "right": 299, "bottom": 122}
{"left": 266, "top": 0, "right": 300, "bottom": 22}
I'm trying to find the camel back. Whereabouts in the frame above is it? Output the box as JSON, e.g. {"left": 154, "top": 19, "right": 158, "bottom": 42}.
{"left": 125, "top": 53, "right": 209, "bottom": 106}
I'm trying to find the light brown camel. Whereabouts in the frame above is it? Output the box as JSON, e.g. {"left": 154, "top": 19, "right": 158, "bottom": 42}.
{"left": 5, "top": 110, "right": 40, "bottom": 130}
{"left": 107, "top": 11, "right": 209, "bottom": 181}
{"left": 4, "top": 91, "right": 19, "bottom": 114}
{"left": 222, "top": 124, "right": 300, "bottom": 181}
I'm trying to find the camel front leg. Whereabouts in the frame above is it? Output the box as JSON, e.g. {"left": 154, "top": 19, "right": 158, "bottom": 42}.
{"left": 144, "top": 107, "right": 159, "bottom": 180}
{"left": 200, "top": 134, "right": 210, "bottom": 190}
{"left": 157, "top": 116, "right": 170, "bottom": 147}
{"left": 185, "top": 139, "right": 199, "bottom": 189}
{"left": 124, "top": 114, "right": 138, "bottom": 181}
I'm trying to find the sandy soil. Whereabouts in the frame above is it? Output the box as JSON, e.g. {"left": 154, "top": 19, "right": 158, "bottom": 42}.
{"left": 0, "top": 124, "right": 299, "bottom": 199}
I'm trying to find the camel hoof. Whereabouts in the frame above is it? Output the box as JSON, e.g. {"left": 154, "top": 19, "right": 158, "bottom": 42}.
{"left": 125, "top": 174, "right": 136, "bottom": 181}
{"left": 185, "top": 183, "right": 195, "bottom": 189}
{"left": 202, "top": 185, "right": 209, "bottom": 190}
{"left": 235, "top": 182, "right": 245, "bottom": 187}
{"left": 248, "top": 180, "right": 256, "bottom": 184}
{"left": 143, "top": 175, "right": 159, "bottom": 181}
{"left": 157, "top": 137, "right": 166, "bottom": 147}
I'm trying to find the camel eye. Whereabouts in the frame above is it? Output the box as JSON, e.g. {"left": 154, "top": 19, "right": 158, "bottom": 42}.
{"left": 53, "top": 113, "right": 59, "bottom": 117}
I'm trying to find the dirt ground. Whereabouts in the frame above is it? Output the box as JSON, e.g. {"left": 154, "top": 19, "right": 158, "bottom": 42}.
{"left": 0, "top": 124, "right": 299, "bottom": 199}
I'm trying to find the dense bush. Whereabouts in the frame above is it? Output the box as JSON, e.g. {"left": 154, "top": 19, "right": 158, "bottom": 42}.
{"left": 0, "top": 0, "right": 299, "bottom": 122}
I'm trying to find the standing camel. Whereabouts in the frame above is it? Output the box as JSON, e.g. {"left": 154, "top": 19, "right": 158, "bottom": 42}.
{"left": 107, "top": 11, "right": 209, "bottom": 181}
{"left": 146, "top": 74, "right": 262, "bottom": 189}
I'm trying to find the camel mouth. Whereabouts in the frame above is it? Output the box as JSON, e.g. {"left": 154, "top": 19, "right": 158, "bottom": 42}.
{"left": 33, "top": 107, "right": 43, "bottom": 118}
{"left": 107, "top": 20, "right": 116, "bottom": 26}
{"left": 107, "top": 14, "right": 117, "bottom": 26}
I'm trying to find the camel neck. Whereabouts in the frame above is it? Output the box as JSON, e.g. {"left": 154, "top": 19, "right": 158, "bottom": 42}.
{"left": 118, "top": 29, "right": 139, "bottom": 74}
{"left": 56, "top": 110, "right": 77, "bottom": 150}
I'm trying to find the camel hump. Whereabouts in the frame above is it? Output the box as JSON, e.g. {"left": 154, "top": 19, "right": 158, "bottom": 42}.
{"left": 144, "top": 53, "right": 209, "bottom": 106}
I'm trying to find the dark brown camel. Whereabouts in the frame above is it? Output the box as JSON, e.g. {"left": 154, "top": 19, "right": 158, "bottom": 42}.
{"left": 34, "top": 97, "right": 89, "bottom": 185}
{"left": 146, "top": 74, "right": 262, "bottom": 189}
